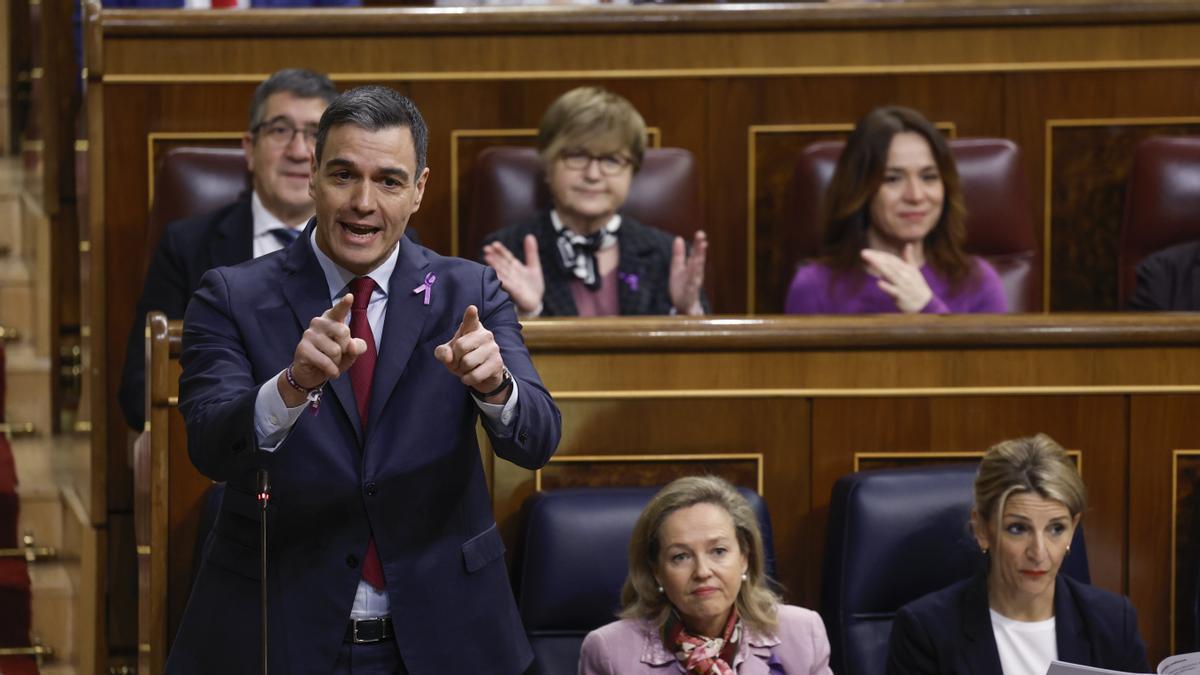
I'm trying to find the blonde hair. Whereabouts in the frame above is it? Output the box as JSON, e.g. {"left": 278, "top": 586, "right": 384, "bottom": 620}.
{"left": 619, "top": 476, "right": 780, "bottom": 635}
{"left": 974, "top": 433, "right": 1087, "bottom": 537}
{"left": 537, "top": 86, "right": 647, "bottom": 171}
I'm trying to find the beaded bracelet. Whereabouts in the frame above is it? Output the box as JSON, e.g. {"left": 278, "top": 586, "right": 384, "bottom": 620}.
{"left": 285, "top": 364, "right": 324, "bottom": 415}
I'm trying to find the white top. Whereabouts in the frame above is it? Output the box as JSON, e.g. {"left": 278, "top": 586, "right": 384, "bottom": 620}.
{"left": 990, "top": 609, "right": 1058, "bottom": 675}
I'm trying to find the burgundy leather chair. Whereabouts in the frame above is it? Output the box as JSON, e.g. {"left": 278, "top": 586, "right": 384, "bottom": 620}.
{"left": 464, "top": 146, "right": 702, "bottom": 260}
{"left": 789, "top": 139, "right": 1041, "bottom": 312}
{"left": 148, "top": 146, "right": 249, "bottom": 245}
{"left": 1118, "top": 136, "right": 1200, "bottom": 306}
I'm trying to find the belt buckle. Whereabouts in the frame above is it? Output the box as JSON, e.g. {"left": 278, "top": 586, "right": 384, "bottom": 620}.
{"left": 352, "top": 619, "right": 381, "bottom": 644}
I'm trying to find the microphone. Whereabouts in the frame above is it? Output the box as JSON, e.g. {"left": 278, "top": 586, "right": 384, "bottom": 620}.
{"left": 257, "top": 468, "right": 270, "bottom": 675}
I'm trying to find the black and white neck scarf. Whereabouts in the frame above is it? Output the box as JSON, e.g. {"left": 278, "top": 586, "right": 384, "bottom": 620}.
{"left": 550, "top": 211, "right": 622, "bottom": 291}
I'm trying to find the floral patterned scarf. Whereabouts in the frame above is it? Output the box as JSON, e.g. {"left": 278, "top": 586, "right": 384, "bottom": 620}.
{"left": 662, "top": 607, "right": 743, "bottom": 675}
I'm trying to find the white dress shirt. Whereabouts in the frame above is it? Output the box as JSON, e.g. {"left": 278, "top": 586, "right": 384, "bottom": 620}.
{"left": 250, "top": 191, "right": 307, "bottom": 259}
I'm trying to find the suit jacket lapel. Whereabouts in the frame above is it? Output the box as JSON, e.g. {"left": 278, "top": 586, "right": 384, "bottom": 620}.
{"left": 280, "top": 219, "right": 363, "bottom": 443}
{"left": 1054, "top": 576, "right": 1090, "bottom": 665}
{"left": 617, "top": 219, "right": 657, "bottom": 316}
{"left": 961, "top": 572, "right": 1004, "bottom": 675}
{"left": 210, "top": 193, "right": 255, "bottom": 267}
{"left": 365, "top": 238, "right": 431, "bottom": 440}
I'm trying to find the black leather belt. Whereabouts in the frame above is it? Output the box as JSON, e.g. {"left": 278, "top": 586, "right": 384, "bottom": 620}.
{"left": 346, "top": 617, "right": 394, "bottom": 644}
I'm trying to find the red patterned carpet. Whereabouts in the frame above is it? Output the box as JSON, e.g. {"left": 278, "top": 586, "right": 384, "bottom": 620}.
{"left": 0, "top": 342, "right": 38, "bottom": 675}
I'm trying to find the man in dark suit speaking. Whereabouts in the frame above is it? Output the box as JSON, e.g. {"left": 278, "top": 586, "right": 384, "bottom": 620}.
{"left": 165, "top": 86, "right": 561, "bottom": 674}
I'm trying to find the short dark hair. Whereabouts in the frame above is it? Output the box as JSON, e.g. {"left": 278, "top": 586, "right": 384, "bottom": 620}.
{"left": 247, "top": 68, "right": 339, "bottom": 130}
{"left": 314, "top": 86, "right": 429, "bottom": 175}
{"left": 821, "top": 105, "right": 971, "bottom": 284}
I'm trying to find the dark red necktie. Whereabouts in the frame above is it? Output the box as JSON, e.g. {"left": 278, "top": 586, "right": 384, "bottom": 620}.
{"left": 348, "top": 277, "right": 385, "bottom": 590}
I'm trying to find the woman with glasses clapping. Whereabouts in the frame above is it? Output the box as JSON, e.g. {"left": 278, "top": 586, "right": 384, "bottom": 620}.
{"left": 481, "top": 86, "right": 708, "bottom": 318}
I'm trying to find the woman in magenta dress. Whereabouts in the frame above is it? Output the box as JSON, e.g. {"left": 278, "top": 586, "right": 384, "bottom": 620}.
{"left": 784, "top": 106, "right": 1007, "bottom": 314}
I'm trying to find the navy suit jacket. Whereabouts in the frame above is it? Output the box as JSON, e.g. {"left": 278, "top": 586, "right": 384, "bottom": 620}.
{"left": 481, "top": 210, "right": 709, "bottom": 316}
{"left": 1128, "top": 239, "right": 1200, "bottom": 311}
{"left": 887, "top": 571, "right": 1149, "bottom": 674}
{"left": 164, "top": 224, "right": 561, "bottom": 675}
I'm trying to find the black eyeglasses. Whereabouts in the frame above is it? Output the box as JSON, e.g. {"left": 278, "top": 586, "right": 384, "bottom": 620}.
{"left": 253, "top": 121, "right": 319, "bottom": 147}
{"left": 558, "top": 149, "right": 634, "bottom": 176}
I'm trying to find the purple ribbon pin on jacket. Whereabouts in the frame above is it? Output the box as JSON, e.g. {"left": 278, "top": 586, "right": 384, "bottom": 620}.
{"left": 619, "top": 271, "right": 639, "bottom": 292}
{"left": 413, "top": 272, "right": 437, "bottom": 305}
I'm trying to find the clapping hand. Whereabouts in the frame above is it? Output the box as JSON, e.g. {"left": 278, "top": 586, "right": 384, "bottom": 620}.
{"left": 435, "top": 305, "right": 510, "bottom": 403}
{"left": 668, "top": 230, "right": 708, "bottom": 316}
{"left": 860, "top": 243, "right": 933, "bottom": 313}
{"left": 482, "top": 235, "right": 545, "bottom": 317}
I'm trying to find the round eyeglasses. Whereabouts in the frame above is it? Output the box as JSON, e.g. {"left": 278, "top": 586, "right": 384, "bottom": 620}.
{"left": 558, "top": 150, "right": 634, "bottom": 176}
{"left": 254, "top": 121, "right": 319, "bottom": 147}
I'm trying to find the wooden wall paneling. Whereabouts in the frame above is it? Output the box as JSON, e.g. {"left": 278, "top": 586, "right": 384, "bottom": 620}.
{"left": 1128, "top": 394, "right": 1200, "bottom": 663}
{"left": 807, "top": 396, "right": 1128, "bottom": 615}
{"left": 490, "top": 396, "right": 813, "bottom": 605}
{"left": 1173, "top": 450, "right": 1200, "bottom": 656}
{"left": 997, "top": 68, "right": 1200, "bottom": 311}
{"left": 1047, "top": 118, "right": 1200, "bottom": 311}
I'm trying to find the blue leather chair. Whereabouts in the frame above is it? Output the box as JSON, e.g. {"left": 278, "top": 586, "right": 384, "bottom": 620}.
{"left": 820, "top": 464, "right": 1090, "bottom": 675}
{"left": 515, "top": 486, "right": 776, "bottom": 675}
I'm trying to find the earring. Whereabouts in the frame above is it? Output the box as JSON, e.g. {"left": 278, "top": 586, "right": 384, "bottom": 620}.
{"left": 981, "top": 547, "right": 989, "bottom": 555}
{"left": 1065, "top": 545, "right": 1071, "bottom": 556}
{"left": 656, "top": 585, "right": 664, "bottom": 594}
{"left": 741, "top": 572, "right": 748, "bottom": 582}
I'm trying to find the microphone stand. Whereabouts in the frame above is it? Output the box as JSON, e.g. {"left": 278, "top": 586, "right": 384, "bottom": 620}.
{"left": 257, "top": 468, "right": 271, "bottom": 675}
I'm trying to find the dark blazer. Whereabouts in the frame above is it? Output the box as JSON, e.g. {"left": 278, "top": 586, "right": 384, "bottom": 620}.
{"left": 1128, "top": 239, "right": 1200, "bottom": 311}
{"left": 118, "top": 195, "right": 254, "bottom": 431}
{"left": 164, "top": 224, "right": 561, "bottom": 675}
{"left": 481, "top": 210, "right": 708, "bottom": 316}
{"left": 887, "top": 571, "right": 1149, "bottom": 674}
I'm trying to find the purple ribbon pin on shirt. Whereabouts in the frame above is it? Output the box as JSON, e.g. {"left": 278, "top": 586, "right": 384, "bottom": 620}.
{"left": 413, "top": 272, "right": 437, "bottom": 305}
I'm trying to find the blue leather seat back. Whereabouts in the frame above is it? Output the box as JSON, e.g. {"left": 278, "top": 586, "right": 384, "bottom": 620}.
{"left": 821, "top": 464, "right": 1090, "bottom": 675}
{"left": 517, "top": 485, "right": 774, "bottom": 675}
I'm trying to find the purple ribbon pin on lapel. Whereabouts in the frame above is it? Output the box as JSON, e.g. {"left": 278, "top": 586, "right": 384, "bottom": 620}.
{"left": 413, "top": 272, "right": 437, "bottom": 305}
{"left": 618, "top": 272, "right": 639, "bottom": 292}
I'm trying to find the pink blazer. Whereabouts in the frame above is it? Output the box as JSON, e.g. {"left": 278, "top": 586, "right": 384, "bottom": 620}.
{"left": 578, "top": 605, "right": 833, "bottom": 675}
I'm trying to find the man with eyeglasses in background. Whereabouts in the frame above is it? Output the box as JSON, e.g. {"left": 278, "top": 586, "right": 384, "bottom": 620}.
{"left": 118, "top": 68, "right": 346, "bottom": 433}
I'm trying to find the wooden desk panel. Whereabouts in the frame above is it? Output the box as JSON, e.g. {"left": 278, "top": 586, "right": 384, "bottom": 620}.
{"left": 135, "top": 314, "right": 1200, "bottom": 670}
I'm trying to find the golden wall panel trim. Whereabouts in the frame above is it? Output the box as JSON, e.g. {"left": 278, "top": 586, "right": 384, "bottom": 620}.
{"left": 535, "top": 452, "right": 764, "bottom": 495}
{"left": 745, "top": 123, "right": 855, "bottom": 313}
{"left": 145, "top": 131, "right": 244, "bottom": 209}
{"left": 1170, "top": 448, "right": 1200, "bottom": 654}
{"left": 746, "top": 122, "right": 955, "bottom": 313}
{"left": 448, "top": 128, "right": 539, "bottom": 258}
{"left": 549, "top": 385, "right": 1200, "bottom": 400}
{"left": 449, "top": 127, "right": 661, "bottom": 257}
{"left": 99, "top": 59, "right": 1200, "bottom": 86}
{"left": 1042, "top": 116, "right": 1200, "bottom": 311}
{"left": 853, "top": 449, "right": 1083, "bottom": 473}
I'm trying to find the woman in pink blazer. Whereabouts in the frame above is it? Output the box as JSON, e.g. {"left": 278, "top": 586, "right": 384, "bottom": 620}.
{"left": 578, "top": 477, "right": 833, "bottom": 675}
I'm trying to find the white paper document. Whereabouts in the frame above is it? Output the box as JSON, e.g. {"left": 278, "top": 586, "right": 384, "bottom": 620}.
{"left": 1046, "top": 652, "right": 1200, "bottom": 675}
